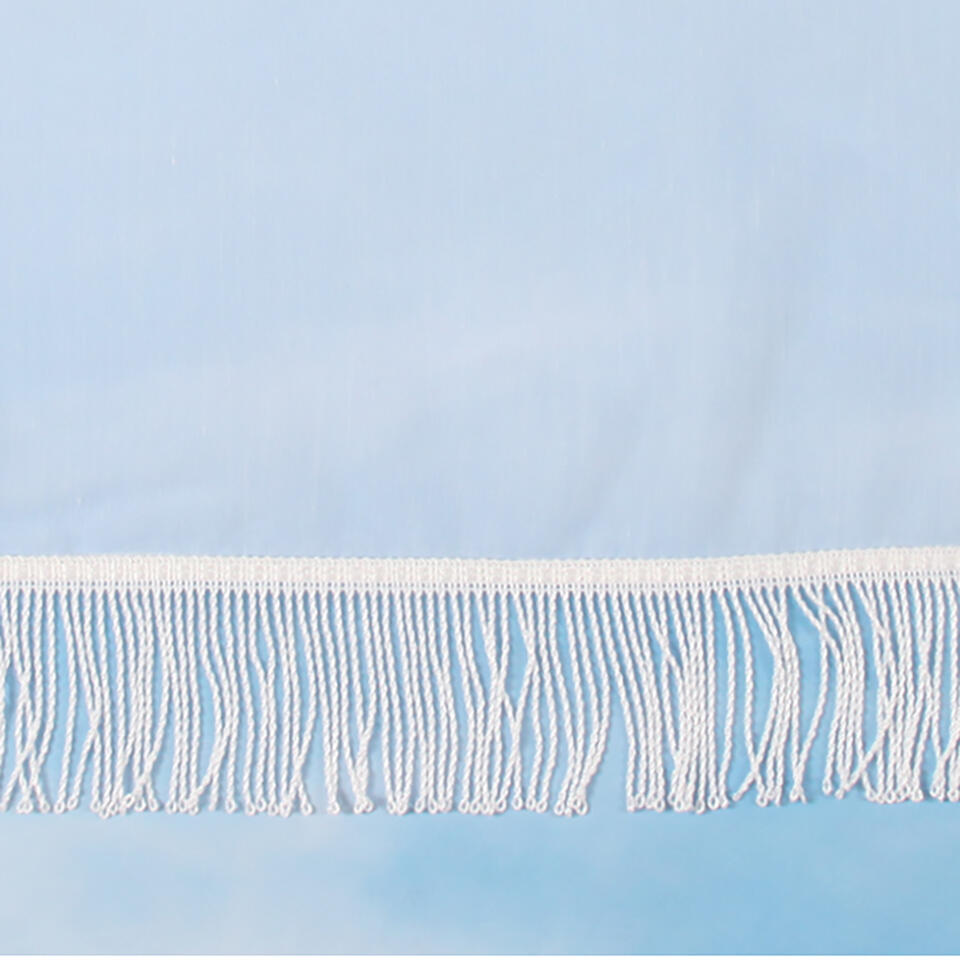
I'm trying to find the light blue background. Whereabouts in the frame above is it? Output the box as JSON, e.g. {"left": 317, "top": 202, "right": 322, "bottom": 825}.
{"left": 2, "top": 0, "right": 960, "bottom": 953}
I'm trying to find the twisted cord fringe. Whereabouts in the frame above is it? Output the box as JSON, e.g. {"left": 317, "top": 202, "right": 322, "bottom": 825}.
{"left": 0, "top": 548, "right": 958, "bottom": 817}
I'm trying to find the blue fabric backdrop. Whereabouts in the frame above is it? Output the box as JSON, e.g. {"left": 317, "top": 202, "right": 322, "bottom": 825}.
{"left": 2, "top": 1, "right": 960, "bottom": 952}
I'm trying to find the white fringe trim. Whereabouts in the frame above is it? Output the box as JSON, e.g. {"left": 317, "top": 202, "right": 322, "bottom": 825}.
{"left": 0, "top": 547, "right": 958, "bottom": 817}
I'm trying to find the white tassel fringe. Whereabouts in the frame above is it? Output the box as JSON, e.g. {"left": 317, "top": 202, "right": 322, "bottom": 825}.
{"left": 0, "top": 548, "right": 958, "bottom": 817}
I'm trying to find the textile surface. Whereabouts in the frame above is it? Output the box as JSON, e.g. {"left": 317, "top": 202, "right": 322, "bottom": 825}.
{"left": 1, "top": 1, "right": 959, "bottom": 953}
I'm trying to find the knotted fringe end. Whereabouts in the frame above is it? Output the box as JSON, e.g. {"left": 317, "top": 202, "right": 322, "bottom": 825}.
{"left": 0, "top": 549, "right": 959, "bottom": 818}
